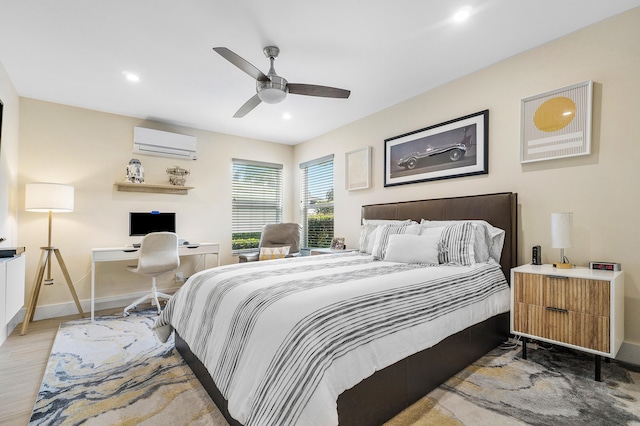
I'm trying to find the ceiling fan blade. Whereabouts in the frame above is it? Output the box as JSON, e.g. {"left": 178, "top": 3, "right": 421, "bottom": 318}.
{"left": 233, "top": 94, "right": 262, "bottom": 118}
{"left": 213, "top": 47, "right": 269, "bottom": 82}
{"left": 287, "top": 83, "right": 350, "bottom": 99}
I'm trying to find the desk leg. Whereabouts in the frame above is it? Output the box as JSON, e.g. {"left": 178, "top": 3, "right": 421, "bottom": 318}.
{"left": 91, "top": 259, "right": 95, "bottom": 322}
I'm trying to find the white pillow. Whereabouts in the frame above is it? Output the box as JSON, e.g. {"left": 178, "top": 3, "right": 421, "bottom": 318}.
{"left": 437, "top": 222, "right": 475, "bottom": 266}
{"left": 421, "top": 219, "right": 505, "bottom": 263}
{"left": 259, "top": 246, "right": 290, "bottom": 260}
{"left": 371, "top": 223, "right": 421, "bottom": 260}
{"left": 384, "top": 230, "right": 441, "bottom": 264}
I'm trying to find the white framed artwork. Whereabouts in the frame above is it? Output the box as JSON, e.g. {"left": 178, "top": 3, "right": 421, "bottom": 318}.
{"left": 345, "top": 146, "right": 371, "bottom": 190}
{"left": 520, "top": 80, "right": 592, "bottom": 163}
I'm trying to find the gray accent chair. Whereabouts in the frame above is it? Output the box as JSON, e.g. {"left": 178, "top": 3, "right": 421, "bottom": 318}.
{"left": 238, "top": 223, "right": 301, "bottom": 263}
{"left": 124, "top": 232, "right": 180, "bottom": 315}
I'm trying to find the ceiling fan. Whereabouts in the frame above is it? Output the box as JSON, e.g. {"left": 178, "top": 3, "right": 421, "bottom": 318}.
{"left": 213, "top": 46, "right": 351, "bottom": 118}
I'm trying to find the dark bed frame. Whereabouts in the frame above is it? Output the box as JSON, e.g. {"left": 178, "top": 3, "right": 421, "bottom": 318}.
{"left": 175, "top": 192, "right": 518, "bottom": 426}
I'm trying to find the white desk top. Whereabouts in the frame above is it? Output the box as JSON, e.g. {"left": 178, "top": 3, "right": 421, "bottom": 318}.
{"left": 92, "top": 242, "right": 219, "bottom": 261}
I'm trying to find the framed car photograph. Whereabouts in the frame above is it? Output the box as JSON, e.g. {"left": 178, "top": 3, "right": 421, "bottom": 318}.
{"left": 384, "top": 110, "right": 489, "bottom": 187}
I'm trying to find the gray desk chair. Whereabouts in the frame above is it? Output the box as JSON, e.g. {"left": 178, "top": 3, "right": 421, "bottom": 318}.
{"left": 238, "top": 223, "right": 301, "bottom": 262}
{"left": 124, "top": 232, "right": 180, "bottom": 316}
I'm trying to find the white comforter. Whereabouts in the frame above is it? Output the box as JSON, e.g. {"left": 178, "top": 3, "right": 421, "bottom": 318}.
{"left": 154, "top": 252, "right": 510, "bottom": 426}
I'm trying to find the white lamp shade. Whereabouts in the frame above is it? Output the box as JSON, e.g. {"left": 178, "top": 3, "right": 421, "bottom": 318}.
{"left": 25, "top": 183, "right": 74, "bottom": 212}
{"left": 551, "top": 212, "right": 573, "bottom": 249}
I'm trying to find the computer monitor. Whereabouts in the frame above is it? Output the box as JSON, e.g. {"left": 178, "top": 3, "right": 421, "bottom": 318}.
{"left": 129, "top": 212, "right": 176, "bottom": 236}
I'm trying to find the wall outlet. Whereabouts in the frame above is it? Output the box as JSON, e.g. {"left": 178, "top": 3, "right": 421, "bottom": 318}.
{"left": 175, "top": 272, "right": 184, "bottom": 283}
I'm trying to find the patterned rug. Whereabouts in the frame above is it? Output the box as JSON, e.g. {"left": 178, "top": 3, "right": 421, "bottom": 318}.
{"left": 387, "top": 344, "right": 640, "bottom": 426}
{"left": 29, "top": 310, "right": 227, "bottom": 426}
{"left": 31, "top": 312, "right": 640, "bottom": 426}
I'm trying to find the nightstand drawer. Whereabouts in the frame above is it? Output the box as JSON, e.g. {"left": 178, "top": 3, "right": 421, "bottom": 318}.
{"left": 543, "top": 275, "right": 609, "bottom": 317}
{"left": 514, "top": 272, "right": 610, "bottom": 316}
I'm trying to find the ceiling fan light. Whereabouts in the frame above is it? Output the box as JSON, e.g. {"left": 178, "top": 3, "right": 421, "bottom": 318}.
{"left": 258, "top": 88, "right": 287, "bottom": 104}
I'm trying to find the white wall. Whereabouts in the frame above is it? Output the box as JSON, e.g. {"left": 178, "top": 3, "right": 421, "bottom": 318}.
{"left": 0, "top": 61, "right": 19, "bottom": 247}
{"left": 17, "top": 99, "right": 293, "bottom": 316}
{"left": 0, "top": 60, "right": 21, "bottom": 343}
{"left": 294, "top": 9, "right": 640, "bottom": 357}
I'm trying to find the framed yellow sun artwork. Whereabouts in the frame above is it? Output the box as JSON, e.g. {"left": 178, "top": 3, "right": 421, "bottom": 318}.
{"left": 520, "top": 80, "right": 592, "bottom": 163}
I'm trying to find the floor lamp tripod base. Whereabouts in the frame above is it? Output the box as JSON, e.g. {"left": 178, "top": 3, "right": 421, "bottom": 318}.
{"left": 20, "top": 246, "right": 85, "bottom": 335}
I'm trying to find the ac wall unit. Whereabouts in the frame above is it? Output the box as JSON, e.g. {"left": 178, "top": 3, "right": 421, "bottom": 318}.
{"left": 133, "top": 127, "right": 197, "bottom": 160}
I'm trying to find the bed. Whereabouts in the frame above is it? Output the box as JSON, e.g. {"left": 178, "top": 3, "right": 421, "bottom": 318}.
{"left": 155, "top": 191, "right": 517, "bottom": 426}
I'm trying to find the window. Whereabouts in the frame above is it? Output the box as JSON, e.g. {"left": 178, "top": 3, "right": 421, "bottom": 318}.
{"left": 300, "top": 154, "right": 334, "bottom": 248}
{"left": 232, "top": 159, "right": 283, "bottom": 254}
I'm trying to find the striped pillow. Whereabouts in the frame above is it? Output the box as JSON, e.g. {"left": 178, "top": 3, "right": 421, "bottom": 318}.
{"left": 358, "top": 224, "right": 378, "bottom": 254}
{"left": 371, "top": 223, "right": 421, "bottom": 260}
{"left": 438, "top": 222, "right": 475, "bottom": 266}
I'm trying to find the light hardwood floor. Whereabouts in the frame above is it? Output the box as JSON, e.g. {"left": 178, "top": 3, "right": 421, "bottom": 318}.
{"left": 0, "top": 307, "right": 124, "bottom": 425}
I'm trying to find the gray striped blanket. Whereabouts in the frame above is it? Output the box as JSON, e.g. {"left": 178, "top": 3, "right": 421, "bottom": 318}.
{"left": 154, "top": 252, "right": 510, "bottom": 426}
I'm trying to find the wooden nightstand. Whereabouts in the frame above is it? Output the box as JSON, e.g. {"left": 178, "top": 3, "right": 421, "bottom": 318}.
{"left": 510, "top": 264, "right": 624, "bottom": 381}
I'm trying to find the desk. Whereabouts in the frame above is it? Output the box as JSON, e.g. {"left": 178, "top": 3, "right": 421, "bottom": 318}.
{"left": 91, "top": 243, "right": 219, "bottom": 321}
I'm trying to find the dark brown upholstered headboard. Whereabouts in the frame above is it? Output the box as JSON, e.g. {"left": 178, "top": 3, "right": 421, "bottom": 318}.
{"left": 361, "top": 192, "right": 517, "bottom": 279}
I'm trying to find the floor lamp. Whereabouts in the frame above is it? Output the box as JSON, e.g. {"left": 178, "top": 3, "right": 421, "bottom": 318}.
{"left": 21, "top": 183, "right": 85, "bottom": 335}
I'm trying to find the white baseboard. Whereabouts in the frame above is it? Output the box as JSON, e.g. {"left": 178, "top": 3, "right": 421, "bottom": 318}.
{"left": 13, "top": 286, "right": 181, "bottom": 323}
{"left": 616, "top": 341, "right": 640, "bottom": 366}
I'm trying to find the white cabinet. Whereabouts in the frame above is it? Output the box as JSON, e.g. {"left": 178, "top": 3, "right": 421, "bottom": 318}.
{"left": 1, "top": 255, "right": 26, "bottom": 345}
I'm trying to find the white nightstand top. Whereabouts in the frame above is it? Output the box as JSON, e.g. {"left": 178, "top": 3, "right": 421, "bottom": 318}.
{"left": 512, "top": 264, "right": 623, "bottom": 280}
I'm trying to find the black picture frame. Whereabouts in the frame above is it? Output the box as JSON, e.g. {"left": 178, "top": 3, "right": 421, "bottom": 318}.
{"left": 384, "top": 110, "right": 489, "bottom": 187}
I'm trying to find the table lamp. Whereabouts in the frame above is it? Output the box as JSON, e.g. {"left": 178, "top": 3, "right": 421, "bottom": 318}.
{"left": 551, "top": 212, "right": 573, "bottom": 269}
{"left": 21, "top": 183, "right": 84, "bottom": 335}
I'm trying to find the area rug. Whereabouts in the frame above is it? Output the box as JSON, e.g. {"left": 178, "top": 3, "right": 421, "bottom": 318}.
{"left": 387, "top": 345, "right": 640, "bottom": 426}
{"left": 29, "top": 310, "right": 227, "bottom": 426}
{"left": 31, "top": 312, "right": 640, "bottom": 426}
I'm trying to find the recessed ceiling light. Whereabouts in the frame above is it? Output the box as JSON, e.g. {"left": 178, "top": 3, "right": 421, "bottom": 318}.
{"left": 452, "top": 6, "right": 472, "bottom": 23}
{"left": 283, "top": 112, "right": 292, "bottom": 120}
{"left": 122, "top": 71, "right": 140, "bottom": 82}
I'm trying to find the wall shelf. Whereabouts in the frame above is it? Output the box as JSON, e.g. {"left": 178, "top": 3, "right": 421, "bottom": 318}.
{"left": 115, "top": 182, "right": 194, "bottom": 195}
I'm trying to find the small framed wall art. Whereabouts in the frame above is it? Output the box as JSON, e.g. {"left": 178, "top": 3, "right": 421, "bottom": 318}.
{"left": 520, "top": 80, "right": 592, "bottom": 163}
{"left": 345, "top": 146, "right": 371, "bottom": 190}
{"left": 384, "top": 110, "right": 489, "bottom": 187}
{"left": 330, "top": 237, "right": 345, "bottom": 250}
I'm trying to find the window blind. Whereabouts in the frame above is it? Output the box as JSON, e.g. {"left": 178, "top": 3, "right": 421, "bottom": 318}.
{"left": 232, "top": 159, "right": 283, "bottom": 254}
{"left": 299, "top": 155, "right": 334, "bottom": 248}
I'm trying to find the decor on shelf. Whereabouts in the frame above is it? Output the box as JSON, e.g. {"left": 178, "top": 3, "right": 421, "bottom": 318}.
{"left": 166, "top": 165, "right": 190, "bottom": 186}
{"left": 384, "top": 110, "right": 489, "bottom": 187}
{"left": 520, "top": 80, "right": 592, "bottom": 163}
{"left": 125, "top": 158, "right": 144, "bottom": 183}
{"left": 22, "top": 183, "right": 84, "bottom": 335}
{"left": 551, "top": 212, "right": 573, "bottom": 268}
{"left": 345, "top": 146, "right": 371, "bottom": 190}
